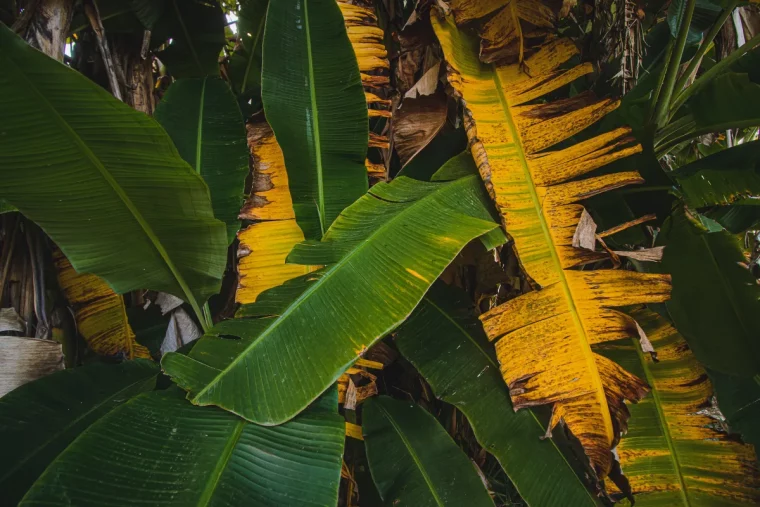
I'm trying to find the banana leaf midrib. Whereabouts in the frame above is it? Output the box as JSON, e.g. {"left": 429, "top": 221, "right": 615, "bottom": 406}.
{"left": 194, "top": 77, "right": 207, "bottom": 174}
{"left": 3, "top": 372, "right": 156, "bottom": 484}
{"left": 3, "top": 55, "right": 205, "bottom": 321}
{"left": 422, "top": 295, "right": 599, "bottom": 504}
{"left": 197, "top": 418, "right": 246, "bottom": 506}
{"left": 489, "top": 68, "right": 613, "bottom": 439}
{"left": 191, "top": 175, "right": 495, "bottom": 405}
{"left": 303, "top": 0, "right": 327, "bottom": 236}
{"left": 630, "top": 332, "right": 691, "bottom": 506}
{"left": 373, "top": 402, "right": 446, "bottom": 507}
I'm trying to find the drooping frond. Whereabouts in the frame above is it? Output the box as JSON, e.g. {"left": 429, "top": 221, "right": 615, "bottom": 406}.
{"left": 599, "top": 307, "right": 760, "bottom": 505}
{"left": 432, "top": 11, "right": 671, "bottom": 477}
{"left": 53, "top": 249, "right": 150, "bottom": 360}
{"left": 236, "top": 120, "right": 315, "bottom": 304}
{"left": 449, "top": 0, "right": 555, "bottom": 63}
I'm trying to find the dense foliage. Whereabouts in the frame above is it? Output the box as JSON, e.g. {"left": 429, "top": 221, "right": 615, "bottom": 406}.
{"left": 1, "top": 0, "right": 759, "bottom": 505}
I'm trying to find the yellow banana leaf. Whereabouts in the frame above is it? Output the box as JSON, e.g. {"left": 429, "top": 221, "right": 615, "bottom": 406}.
{"left": 432, "top": 11, "right": 671, "bottom": 478}
{"left": 600, "top": 307, "right": 760, "bottom": 505}
{"left": 237, "top": 3, "right": 390, "bottom": 303}
{"left": 449, "top": 0, "right": 555, "bottom": 63}
{"left": 52, "top": 249, "right": 149, "bottom": 359}
{"left": 236, "top": 121, "right": 315, "bottom": 304}
{"left": 338, "top": 1, "right": 392, "bottom": 157}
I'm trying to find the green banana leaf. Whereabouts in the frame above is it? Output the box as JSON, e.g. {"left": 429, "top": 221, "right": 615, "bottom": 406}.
{"left": 658, "top": 73, "right": 760, "bottom": 152}
{"left": 261, "top": 0, "right": 369, "bottom": 240}
{"left": 155, "top": 77, "right": 248, "bottom": 242}
{"left": 362, "top": 396, "right": 495, "bottom": 507}
{"left": 595, "top": 307, "right": 760, "bottom": 505}
{"left": 705, "top": 203, "right": 760, "bottom": 234}
{"left": 708, "top": 369, "right": 760, "bottom": 453}
{"left": 154, "top": 0, "right": 226, "bottom": 78}
{"left": 0, "top": 360, "right": 159, "bottom": 504}
{"left": 162, "top": 173, "right": 499, "bottom": 424}
{"left": 21, "top": 388, "right": 345, "bottom": 506}
{"left": 672, "top": 140, "right": 760, "bottom": 208}
{"left": 658, "top": 208, "right": 760, "bottom": 377}
{"left": 395, "top": 283, "right": 599, "bottom": 507}
{"left": 667, "top": 0, "right": 721, "bottom": 45}
{"left": 0, "top": 199, "right": 16, "bottom": 214}
{"left": 0, "top": 24, "right": 227, "bottom": 320}
{"left": 131, "top": 0, "right": 166, "bottom": 29}
{"left": 228, "top": 0, "right": 268, "bottom": 112}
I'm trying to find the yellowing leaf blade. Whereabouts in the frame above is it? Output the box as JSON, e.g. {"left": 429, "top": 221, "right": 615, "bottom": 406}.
{"left": 432, "top": 11, "right": 670, "bottom": 478}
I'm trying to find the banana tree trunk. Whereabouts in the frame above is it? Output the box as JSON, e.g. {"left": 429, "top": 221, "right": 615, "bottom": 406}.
{"left": 21, "top": 0, "right": 74, "bottom": 62}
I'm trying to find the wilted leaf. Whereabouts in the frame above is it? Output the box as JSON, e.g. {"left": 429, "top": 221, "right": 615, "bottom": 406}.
{"left": 53, "top": 249, "right": 150, "bottom": 360}
{"left": 0, "top": 337, "right": 63, "bottom": 398}
{"left": 598, "top": 307, "right": 760, "bottom": 505}
{"left": 393, "top": 91, "right": 449, "bottom": 168}
{"left": 236, "top": 120, "right": 315, "bottom": 304}
{"left": 433, "top": 11, "right": 670, "bottom": 477}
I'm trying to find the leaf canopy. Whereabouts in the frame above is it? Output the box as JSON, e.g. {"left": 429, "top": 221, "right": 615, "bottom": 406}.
{"left": 155, "top": 77, "right": 249, "bottom": 242}
{"left": 262, "top": 0, "right": 369, "bottom": 240}
{"left": 0, "top": 360, "right": 158, "bottom": 504}
{"left": 396, "top": 283, "right": 598, "bottom": 507}
{"left": 0, "top": 24, "right": 227, "bottom": 317}
{"left": 363, "top": 396, "right": 495, "bottom": 507}
{"left": 21, "top": 388, "right": 345, "bottom": 506}
{"left": 163, "top": 172, "right": 498, "bottom": 424}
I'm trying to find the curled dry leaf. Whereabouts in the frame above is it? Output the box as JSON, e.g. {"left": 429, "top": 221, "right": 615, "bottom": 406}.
{"left": 433, "top": 11, "right": 671, "bottom": 478}
{"left": 394, "top": 90, "right": 449, "bottom": 167}
{"left": 0, "top": 337, "right": 63, "bottom": 397}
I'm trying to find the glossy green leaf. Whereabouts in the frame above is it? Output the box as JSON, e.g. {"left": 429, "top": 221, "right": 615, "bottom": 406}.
{"left": 162, "top": 174, "right": 499, "bottom": 424}
{"left": 395, "top": 283, "right": 598, "bottom": 507}
{"left": 262, "top": 0, "right": 368, "bottom": 240}
{"left": 22, "top": 388, "right": 345, "bottom": 506}
{"left": 658, "top": 208, "right": 760, "bottom": 377}
{"left": 155, "top": 77, "right": 248, "bottom": 242}
{"left": 228, "top": 0, "right": 268, "bottom": 111}
{"left": 155, "top": 0, "right": 226, "bottom": 78}
{"left": 363, "top": 396, "right": 494, "bottom": 507}
{"left": 0, "top": 24, "right": 227, "bottom": 319}
{"left": 596, "top": 308, "right": 760, "bottom": 505}
{"left": 0, "top": 360, "right": 158, "bottom": 504}
{"left": 672, "top": 140, "right": 760, "bottom": 208}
